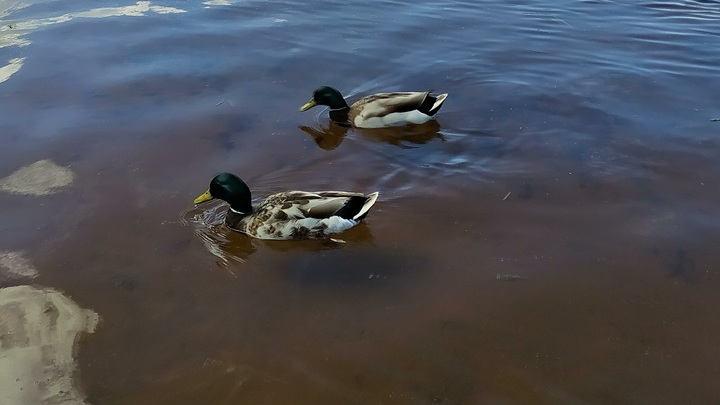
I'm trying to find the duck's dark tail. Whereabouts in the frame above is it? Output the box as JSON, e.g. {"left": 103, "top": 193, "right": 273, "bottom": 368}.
{"left": 334, "top": 192, "right": 380, "bottom": 221}
{"left": 417, "top": 93, "right": 449, "bottom": 116}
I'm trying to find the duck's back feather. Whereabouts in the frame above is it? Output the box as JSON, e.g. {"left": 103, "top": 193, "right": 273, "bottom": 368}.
{"left": 351, "top": 92, "right": 428, "bottom": 118}
{"left": 350, "top": 92, "right": 448, "bottom": 128}
{"left": 231, "top": 191, "right": 379, "bottom": 240}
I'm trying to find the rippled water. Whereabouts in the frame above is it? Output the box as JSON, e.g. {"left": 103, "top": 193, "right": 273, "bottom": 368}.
{"left": 1, "top": 0, "right": 719, "bottom": 404}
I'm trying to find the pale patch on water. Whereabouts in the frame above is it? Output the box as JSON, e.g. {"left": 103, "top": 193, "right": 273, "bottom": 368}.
{"left": 0, "top": 251, "right": 38, "bottom": 279}
{"left": 0, "top": 285, "right": 99, "bottom": 405}
{"left": 0, "top": 159, "right": 74, "bottom": 196}
{"left": 203, "top": 0, "right": 234, "bottom": 6}
{"left": 0, "top": 57, "right": 24, "bottom": 83}
{"left": 0, "top": 32, "right": 31, "bottom": 48}
{"left": 0, "top": 0, "right": 30, "bottom": 19}
{"left": 0, "top": 1, "right": 186, "bottom": 49}
{"left": 73, "top": 1, "right": 185, "bottom": 17}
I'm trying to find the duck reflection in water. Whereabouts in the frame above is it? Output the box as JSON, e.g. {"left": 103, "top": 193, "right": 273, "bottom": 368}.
{"left": 299, "top": 119, "right": 445, "bottom": 150}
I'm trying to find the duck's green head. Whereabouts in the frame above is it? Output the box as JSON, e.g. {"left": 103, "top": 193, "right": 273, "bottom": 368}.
{"left": 194, "top": 173, "right": 252, "bottom": 213}
{"left": 299, "top": 86, "right": 348, "bottom": 111}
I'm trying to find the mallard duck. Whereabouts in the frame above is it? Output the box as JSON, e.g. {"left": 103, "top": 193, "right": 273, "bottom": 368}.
{"left": 299, "top": 86, "right": 448, "bottom": 128}
{"left": 193, "top": 173, "right": 379, "bottom": 240}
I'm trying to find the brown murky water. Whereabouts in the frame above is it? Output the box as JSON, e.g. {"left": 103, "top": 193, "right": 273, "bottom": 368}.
{"left": 1, "top": 0, "right": 720, "bottom": 404}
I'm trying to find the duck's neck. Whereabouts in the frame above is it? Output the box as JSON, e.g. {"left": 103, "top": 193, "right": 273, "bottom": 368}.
{"left": 225, "top": 207, "right": 248, "bottom": 229}
{"left": 329, "top": 106, "right": 350, "bottom": 124}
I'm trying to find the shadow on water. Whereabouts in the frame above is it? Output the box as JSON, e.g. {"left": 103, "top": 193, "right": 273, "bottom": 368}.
{"left": 299, "top": 119, "right": 445, "bottom": 150}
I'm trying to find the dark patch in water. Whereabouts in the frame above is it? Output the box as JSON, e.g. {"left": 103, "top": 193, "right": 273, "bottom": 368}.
{"left": 528, "top": 93, "right": 629, "bottom": 130}
{"left": 669, "top": 249, "right": 695, "bottom": 282}
{"left": 211, "top": 114, "right": 256, "bottom": 151}
{"left": 517, "top": 182, "right": 534, "bottom": 200}
{"left": 285, "top": 250, "right": 419, "bottom": 288}
{"left": 215, "top": 131, "right": 237, "bottom": 150}
{"left": 654, "top": 248, "right": 697, "bottom": 282}
{"left": 160, "top": 238, "right": 192, "bottom": 253}
{"left": 113, "top": 277, "right": 137, "bottom": 292}
{"left": 577, "top": 172, "right": 602, "bottom": 194}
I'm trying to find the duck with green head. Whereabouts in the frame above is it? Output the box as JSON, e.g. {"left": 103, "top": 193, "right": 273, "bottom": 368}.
{"left": 194, "top": 173, "right": 379, "bottom": 240}
{"left": 299, "top": 86, "right": 448, "bottom": 129}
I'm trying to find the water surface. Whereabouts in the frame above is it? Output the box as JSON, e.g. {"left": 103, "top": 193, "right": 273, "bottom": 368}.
{"left": 1, "top": 0, "right": 719, "bottom": 404}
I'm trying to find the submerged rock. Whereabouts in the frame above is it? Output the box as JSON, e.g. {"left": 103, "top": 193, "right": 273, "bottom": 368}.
{"left": 0, "top": 285, "right": 99, "bottom": 405}
{"left": 0, "top": 160, "right": 74, "bottom": 196}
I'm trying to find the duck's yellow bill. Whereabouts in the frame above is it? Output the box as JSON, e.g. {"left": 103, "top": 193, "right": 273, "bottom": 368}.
{"left": 194, "top": 189, "right": 214, "bottom": 204}
{"left": 299, "top": 99, "right": 317, "bottom": 111}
